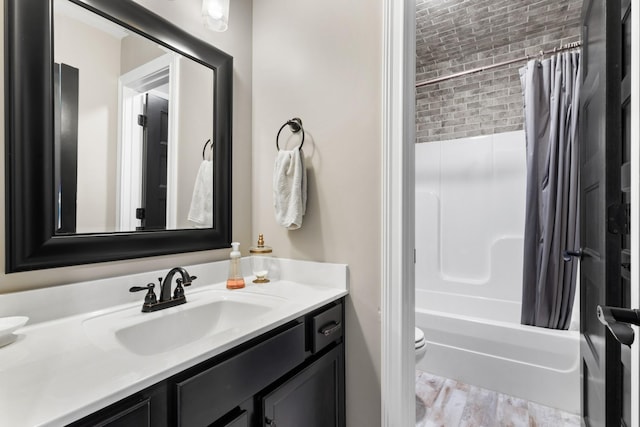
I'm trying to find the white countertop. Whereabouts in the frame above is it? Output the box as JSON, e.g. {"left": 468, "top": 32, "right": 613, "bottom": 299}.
{"left": 0, "top": 258, "right": 348, "bottom": 427}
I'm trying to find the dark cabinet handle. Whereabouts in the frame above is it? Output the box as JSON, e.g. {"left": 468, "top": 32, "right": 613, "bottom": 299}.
{"left": 597, "top": 305, "right": 640, "bottom": 346}
{"left": 319, "top": 321, "right": 342, "bottom": 337}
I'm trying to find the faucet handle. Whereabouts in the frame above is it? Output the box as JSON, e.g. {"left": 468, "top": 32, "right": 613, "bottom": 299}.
{"left": 129, "top": 283, "right": 157, "bottom": 305}
{"left": 174, "top": 276, "right": 197, "bottom": 299}
{"left": 129, "top": 283, "right": 154, "bottom": 292}
{"left": 174, "top": 279, "right": 184, "bottom": 299}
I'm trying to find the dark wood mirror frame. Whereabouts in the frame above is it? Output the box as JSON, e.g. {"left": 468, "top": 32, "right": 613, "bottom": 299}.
{"left": 5, "top": 0, "right": 232, "bottom": 273}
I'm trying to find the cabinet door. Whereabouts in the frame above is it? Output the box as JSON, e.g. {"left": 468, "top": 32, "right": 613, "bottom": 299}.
{"left": 262, "top": 344, "right": 345, "bottom": 427}
{"left": 223, "top": 411, "right": 248, "bottom": 427}
{"left": 69, "top": 398, "right": 151, "bottom": 427}
{"left": 67, "top": 383, "right": 168, "bottom": 427}
{"left": 176, "top": 322, "right": 305, "bottom": 427}
{"left": 211, "top": 410, "right": 249, "bottom": 427}
{"left": 94, "top": 400, "right": 150, "bottom": 427}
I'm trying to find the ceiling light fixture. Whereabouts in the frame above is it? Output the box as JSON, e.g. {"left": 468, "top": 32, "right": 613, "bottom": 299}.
{"left": 202, "top": 0, "right": 229, "bottom": 32}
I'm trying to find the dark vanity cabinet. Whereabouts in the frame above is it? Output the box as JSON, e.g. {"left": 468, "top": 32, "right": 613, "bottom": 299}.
{"left": 68, "top": 299, "right": 344, "bottom": 427}
{"left": 261, "top": 344, "right": 344, "bottom": 427}
{"left": 65, "top": 385, "right": 169, "bottom": 427}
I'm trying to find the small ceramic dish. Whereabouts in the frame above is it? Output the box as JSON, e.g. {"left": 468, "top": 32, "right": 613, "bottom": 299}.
{"left": 0, "top": 316, "right": 29, "bottom": 348}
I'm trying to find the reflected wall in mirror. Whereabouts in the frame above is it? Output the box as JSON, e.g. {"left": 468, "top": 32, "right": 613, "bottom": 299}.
{"left": 5, "top": 0, "right": 232, "bottom": 272}
{"left": 53, "top": 0, "right": 215, "bottom": 233}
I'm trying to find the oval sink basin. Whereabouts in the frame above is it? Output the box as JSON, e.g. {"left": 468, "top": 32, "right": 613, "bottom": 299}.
{"left": 83, "top": 290, "right": 282, "bottom": 356}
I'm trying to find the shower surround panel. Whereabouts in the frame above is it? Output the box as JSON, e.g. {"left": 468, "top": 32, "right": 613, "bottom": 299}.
{"left": 416, "top": 130, "right": 526, "bottom": 302}
{"left": 414, "top": 131, "right": 580, "bottom": 414}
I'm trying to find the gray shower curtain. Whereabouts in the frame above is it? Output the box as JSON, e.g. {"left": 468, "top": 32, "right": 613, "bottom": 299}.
{"left": 520, "top": 51, "right": 581, "bottom": 330}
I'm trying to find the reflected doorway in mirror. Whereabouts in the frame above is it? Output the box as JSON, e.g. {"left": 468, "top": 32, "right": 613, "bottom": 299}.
{"left": 117, "top": 54, "right": 177, "bottom": 232}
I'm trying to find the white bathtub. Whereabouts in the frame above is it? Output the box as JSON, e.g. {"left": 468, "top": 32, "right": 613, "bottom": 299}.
{"left": 415, "top": 288, "right": 580, "bottom": 414}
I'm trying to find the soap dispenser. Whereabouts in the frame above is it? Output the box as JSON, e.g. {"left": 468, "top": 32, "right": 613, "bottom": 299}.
{"left": 249, "top": 234, "right": 273, "bottom": 283}
{"left": 226, "top": 242, "right": 245, "bottom": 289}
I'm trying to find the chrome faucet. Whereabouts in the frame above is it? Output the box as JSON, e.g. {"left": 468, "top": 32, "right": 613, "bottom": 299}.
{"left": 130, "top": 267, "right": 197, "bottom": 312}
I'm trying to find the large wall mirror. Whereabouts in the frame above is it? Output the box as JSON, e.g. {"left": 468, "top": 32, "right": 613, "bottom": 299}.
{"left": 5, "top": 0, "right": 232, "bottom": 272}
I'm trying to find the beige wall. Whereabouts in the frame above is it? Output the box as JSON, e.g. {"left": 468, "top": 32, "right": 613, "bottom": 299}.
{"left": 54, "top": 12, "right": 120, "bottom": 233}
{"left": 120, "top": 33, "right": 166, "bottom": 75}
{"left": 176, "top": 57, "right": 215, "bottom": 228}
{"left": 252, "top": 1, "right": 383, "bottom": 426}
{"left": 0, "top": 0, "right": 253, "bottom": 293}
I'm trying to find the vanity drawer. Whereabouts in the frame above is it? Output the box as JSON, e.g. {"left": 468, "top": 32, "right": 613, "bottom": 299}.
{"left": 309, "top": 302, "right": 343, "bottom": 353}
{"left": 176, "top": 322, "right": 305, "bottom": 427}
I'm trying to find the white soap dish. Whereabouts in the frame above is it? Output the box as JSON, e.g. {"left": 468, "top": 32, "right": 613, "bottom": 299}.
{"left": 0, "top": 316, "right": 29, "bottom": 348}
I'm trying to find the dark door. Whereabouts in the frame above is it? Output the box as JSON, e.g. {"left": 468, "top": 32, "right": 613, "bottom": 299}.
{"left": 53, "top": 62, "right": 79, "bottom": 234}
{"left": 618, "top": 3, "right": 633, "bottom": 425}
{"left": 579, "top": 0, "right": 632, "bottom": 425}
{"left": 139, "top": 93, "right": 168, "bottom": 230}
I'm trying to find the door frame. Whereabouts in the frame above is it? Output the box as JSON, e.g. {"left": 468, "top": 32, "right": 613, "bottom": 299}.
{"left": 381, "top": 0, "right": 415, "bottom": 424}
{"left": 382, "top": 1, "right": 640, "bottom": 425}
{"left": 631, "top": 2, "right": 639, "bottom": 425}
{"left": 116, "top": 53, "right": 180, "bottom": 231}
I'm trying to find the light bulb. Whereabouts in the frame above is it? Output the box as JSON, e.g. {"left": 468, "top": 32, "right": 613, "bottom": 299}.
{"left": 202, "top": 0, "right": 229, "bottom": 32}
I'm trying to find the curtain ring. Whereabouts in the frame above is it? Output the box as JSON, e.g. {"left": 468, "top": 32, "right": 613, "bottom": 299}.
{"left": 276, "top": 118, "right": 304, "bottom": 151}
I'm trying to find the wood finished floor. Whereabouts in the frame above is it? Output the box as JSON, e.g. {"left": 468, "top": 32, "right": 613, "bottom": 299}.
{"left": 415, "top": 370, "right": 581, "bottom": 427}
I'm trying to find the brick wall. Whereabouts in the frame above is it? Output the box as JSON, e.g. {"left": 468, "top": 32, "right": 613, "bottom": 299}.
{"left": 416, "top": 0, "right": 582, "bottom": 143}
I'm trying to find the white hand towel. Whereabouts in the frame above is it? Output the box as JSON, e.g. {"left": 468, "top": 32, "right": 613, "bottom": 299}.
{"left": 273, "top": 149, "right": 307, "bottom": 230}
{"left": 188, "top": 159, "right": 213, "bottom": 228}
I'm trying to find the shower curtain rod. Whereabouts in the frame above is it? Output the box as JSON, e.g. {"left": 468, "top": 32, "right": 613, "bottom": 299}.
{"left": 415, "top": 41, "right": 581, "bottom": 88}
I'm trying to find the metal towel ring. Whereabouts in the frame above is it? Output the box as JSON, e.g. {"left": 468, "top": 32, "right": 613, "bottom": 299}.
{"left": 276, "top": 118, "right": 304, "bottom": 151}
{"left": 202, "top": 139, "right": 212, "bottom": 159}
